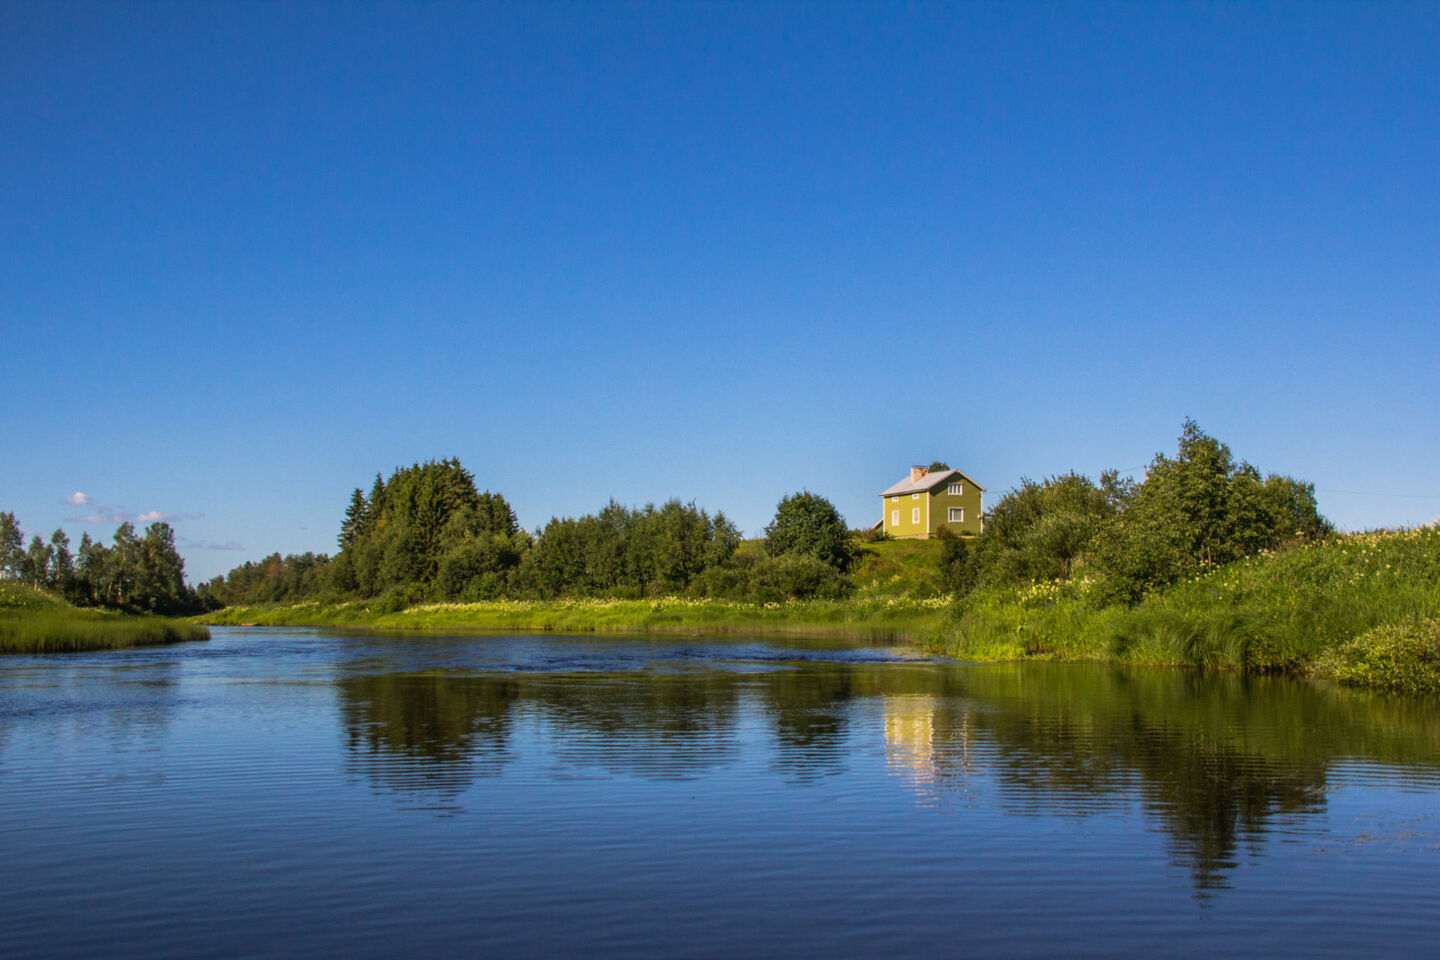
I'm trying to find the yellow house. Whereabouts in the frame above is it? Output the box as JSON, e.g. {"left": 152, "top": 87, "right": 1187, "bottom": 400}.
{"left": 880, "top": 466, "right": 985, "bottom": 538}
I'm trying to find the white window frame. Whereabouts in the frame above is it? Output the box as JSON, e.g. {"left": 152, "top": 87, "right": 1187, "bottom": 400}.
{"left": 912, "top": 493, "right": 919, "bottom": 500}
{"left": 891, "top": 510, "right": 899, "bottom": 527}
{"left": 949, "top": 507, "right": 964, "bottom": 523}
{"left": 948, "top": 482, "right": 963, "bottom": 495}
{"left": 890, "top": 496, "right": 898, "bottom": 503}
{"left": 911, "top": 507, "right": 920, "bottom": 524}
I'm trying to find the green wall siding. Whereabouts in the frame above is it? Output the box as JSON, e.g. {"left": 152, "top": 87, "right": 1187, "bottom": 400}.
{"left": 880, "top": 473, "right": 983, "bottom": 538}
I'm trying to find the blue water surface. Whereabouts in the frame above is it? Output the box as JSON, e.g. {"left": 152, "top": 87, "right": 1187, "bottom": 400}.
{"left": 1, "top": 627, "right": 1437, "bottom": 958}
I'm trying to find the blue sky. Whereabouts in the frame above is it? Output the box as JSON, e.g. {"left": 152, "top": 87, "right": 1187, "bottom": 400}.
{"left": 3, "top": 1, "right": 1437, "bottom": 583}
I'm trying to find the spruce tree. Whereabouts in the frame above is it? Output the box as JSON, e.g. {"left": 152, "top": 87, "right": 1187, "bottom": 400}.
{"left": 339, "top": 488, "right": 368, "bottom": 550}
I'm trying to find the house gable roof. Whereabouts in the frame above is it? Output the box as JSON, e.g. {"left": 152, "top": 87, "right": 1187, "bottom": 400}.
{"left": 879, "top": 468, "right": 986, "bottom": 497}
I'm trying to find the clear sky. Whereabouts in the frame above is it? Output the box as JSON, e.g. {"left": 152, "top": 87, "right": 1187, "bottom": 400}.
{"left": 3, "top": 1, "right": 1437, "bottom": 583}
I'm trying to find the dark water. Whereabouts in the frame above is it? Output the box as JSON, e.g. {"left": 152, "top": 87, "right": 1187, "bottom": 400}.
{"left": 2, "top": 628, "right": 1438, "bottom": 958}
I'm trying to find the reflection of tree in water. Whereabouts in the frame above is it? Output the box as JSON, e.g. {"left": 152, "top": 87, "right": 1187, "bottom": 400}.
{"left": 761, "top": 668, "right": 860, "bottom": 782}
{"left": 534, "top": 672, "right": 744, "bottom": 778}
{"left": 1130, "top": 725, "right": 1324, "bottom": 891}
{"left": 884, "top": 665, "right": 1439, "bottom": 893}
{"left": 334, "top": 655, "right": 1440, "bottom": 889}
{"left": 338, "top": 672, "right": 520, "bottom": 803}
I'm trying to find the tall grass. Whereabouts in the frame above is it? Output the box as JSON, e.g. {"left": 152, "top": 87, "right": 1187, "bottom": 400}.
{"left": 939, "top": 526, "right": 1440, "bottom": 690}
{"left": 200, "top": 594, "right": 955, "bottom": 642}
{"left": 0, "top": 582, "right": 209, "bottom": 653}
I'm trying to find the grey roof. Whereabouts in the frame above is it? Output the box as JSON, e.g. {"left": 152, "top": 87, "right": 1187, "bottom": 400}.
{"left": 879, "top": 468, "right": 986, "bottom": 497}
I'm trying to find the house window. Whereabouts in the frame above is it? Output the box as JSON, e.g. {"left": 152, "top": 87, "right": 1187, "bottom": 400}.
{"left": 890, "top": 497, "right": 898, "bottom": 503}
{"left": 912, "top": 493, "right": 919, "bottom": 500}
{"left": 948, "top": 482, "right": 963, "bottom": 495}
{"left": 949, "top": 508, "right": 964, "bottom": 523}
{"left": 911, "top": 507, "right": 920, "bottom": 524}
{"left": 891, "top": 510, "right": 898, "bottom": 527}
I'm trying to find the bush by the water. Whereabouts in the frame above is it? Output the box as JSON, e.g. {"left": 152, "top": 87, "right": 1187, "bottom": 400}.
{"left": 0, "top": 581, "right": 209, "bottom": 653}
{"left": 1316, "top": 620, "right": 1440, "bottom": 695}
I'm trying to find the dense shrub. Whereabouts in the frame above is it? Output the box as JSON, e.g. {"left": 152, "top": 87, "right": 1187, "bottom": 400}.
{"left": 1092, "top": 421, "right": 1330, "bottom": 600}
{"left": 1317, "top": 620, "right": 1440, "bottom": 695}
{"left": 764, "top": 491, "right": 854, "bottom": 571}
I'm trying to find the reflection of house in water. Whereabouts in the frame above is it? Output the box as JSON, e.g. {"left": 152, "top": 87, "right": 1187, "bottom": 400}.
{"left": 883, "top": 695, "right": 977, "bottom": 807}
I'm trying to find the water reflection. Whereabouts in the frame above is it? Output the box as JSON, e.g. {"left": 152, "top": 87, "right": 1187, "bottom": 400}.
{"left": 883, "top": 665, "right": 1438, "bottom": 891}
{"left": 340, "top": 672, "right": 520, "bottom": 802}
{"left": 333, "top": 646, "right": 1440, "bottom": 890}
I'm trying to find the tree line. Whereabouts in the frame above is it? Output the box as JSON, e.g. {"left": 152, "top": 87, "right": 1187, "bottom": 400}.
{"left": 0, "top": 514, "right": 200, "bottom": 614}
{"left": 200, "top": 459, "right": 860, "bottom": 607}
{"left": 938, "top": 419, "right": 1331, "bottom": 602}
{"left": 200, "top": 421, "right": 1330, "bottom": 609}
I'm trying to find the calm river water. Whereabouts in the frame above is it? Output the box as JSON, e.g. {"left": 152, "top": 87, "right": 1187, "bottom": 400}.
{"left": 1, "top": 627, "right": 1438, "bottom": 958}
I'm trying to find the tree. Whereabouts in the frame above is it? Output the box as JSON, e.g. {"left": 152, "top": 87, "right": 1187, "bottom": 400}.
{"left": 938, "top": 528, "right": 978, "bottom": 596}
{"left": 107, "top": 522, "right": 141, "bottom": 608}
{"left": 21, "top": 535, "right": 53, "bottom": 587}
{"left": 339, "top": 488, "right": 368, "bottom": 551}
{"left": 1093, "top": 419, "right": 1331, "bottom": 600}
{"left": 75, "top": 531, "right": 105, "bottom": 605}
{"left": 763, "top": 491, "right": 854, "bottom": 571}
{"left": 138, "top": 521, "right": 187, "bottom": 613}
{"left": 0, "top": 512, "right": 23, "bottom": 579}
{"left": 927, "top": 461, "right": 951, "bottom": 472}
{"left": 972, "top": 472, "right": 1116, "bottom": 585}
{"left": 48, "top": 529, "right": 74, "bottom": 596}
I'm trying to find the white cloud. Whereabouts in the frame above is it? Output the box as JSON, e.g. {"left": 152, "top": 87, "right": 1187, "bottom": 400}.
{"left": 66, "top": 491, "right": 94, "bottom": 506}
{"left": 184, "top": 539, "right": 245, "bottom": 551}
{"left": 72, "top": 511, "right": 134, "bottom": 524}
{"left": 136, "top": 510, "right": 172, "bottom": 523}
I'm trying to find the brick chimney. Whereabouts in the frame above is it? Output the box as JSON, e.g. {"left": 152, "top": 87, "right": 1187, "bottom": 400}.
{"left": 910, "top": 465, "right": 928, "bottom": 483}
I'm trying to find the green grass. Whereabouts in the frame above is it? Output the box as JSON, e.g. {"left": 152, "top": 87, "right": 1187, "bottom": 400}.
{"left": 0, "top": 582, "right": 210, "bottom": 653}
{"left": 850, "top": 538, "right": 950, "bottom": 598}
{"left": 936, "top": 526, "right": 1440, "bottom": 690}
{"left": 199, "top": 593, "right": 954, "bottom": 642}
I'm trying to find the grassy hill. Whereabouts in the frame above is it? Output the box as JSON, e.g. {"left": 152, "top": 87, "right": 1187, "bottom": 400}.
{"left": 850, "top": 537, "right": 949, "bottom": 597}
{"left": 0, "top": 582, "right": 209, "bottom": 653}
{"left": 937, "top": 525, "right": 1440, "bottom": 693}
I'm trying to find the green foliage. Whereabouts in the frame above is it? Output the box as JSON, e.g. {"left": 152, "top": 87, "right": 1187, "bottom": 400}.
{"left": 0, "top": 581, "right": 208, "bottom": 653}
{"left": 1092, "top": 420, "right": 1331, "bottom": 600}
{"left": 436, "top": 534, "right": 526, "bottom": 600}
{"left": 521, "top": 499, "right": 739, "bottom": 598}
{"left": 0, "top": 512, "right": 23, "bottom": 579}
{"left": 927, "top": 461, "right": 951, "bottom": 472}
{"left": 940, "top": 525, "right": 1440, "bottom": 692}
{"left": 763, "top": 491, "right": 854, "bottom": 571}
{"left": 338, "top": 488, "right": 367, "bottom": 551}
{"left": 0, "top": 512, "right": 200, "bottom": 615}
{"left": 847, "top": 538, "right": 947, "bottom": 598}
{"left": 937, "top": 529, "right": 977, "bottom": 596}
{"left": 1316, "top": 620, "right": 1440, "bottom": 695}
{"left": 22, "top": 534, "right": 53, "bottom": 587}
{"left": 973, "top": 472, "right": 1117, "bottom": 586}
{"left": 200, "top": 551, "right": 333, "bottom": 607}
{"left": 317, "top": 459, "right": 520, "bottom": 599}
{"left": 690, "top": 550, "right": 852, "bottom": 601}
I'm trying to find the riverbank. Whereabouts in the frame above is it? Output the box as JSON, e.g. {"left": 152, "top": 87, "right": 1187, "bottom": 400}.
{"left": 196, "top": 528, "right": 1440, "bottom": 693}
{"left": 198, "top": 593, "right": 953, "bottom": 642}
{"left": 0, "top": 583, "right": 210, "bottom": 653}
{"left": 939, "top": 525, "right": 1440, "bottom": 694}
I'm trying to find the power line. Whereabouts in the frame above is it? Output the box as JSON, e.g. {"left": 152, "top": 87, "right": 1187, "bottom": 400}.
{"left": 1318, "top": 488, "right": 1440, "bottom": 500}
